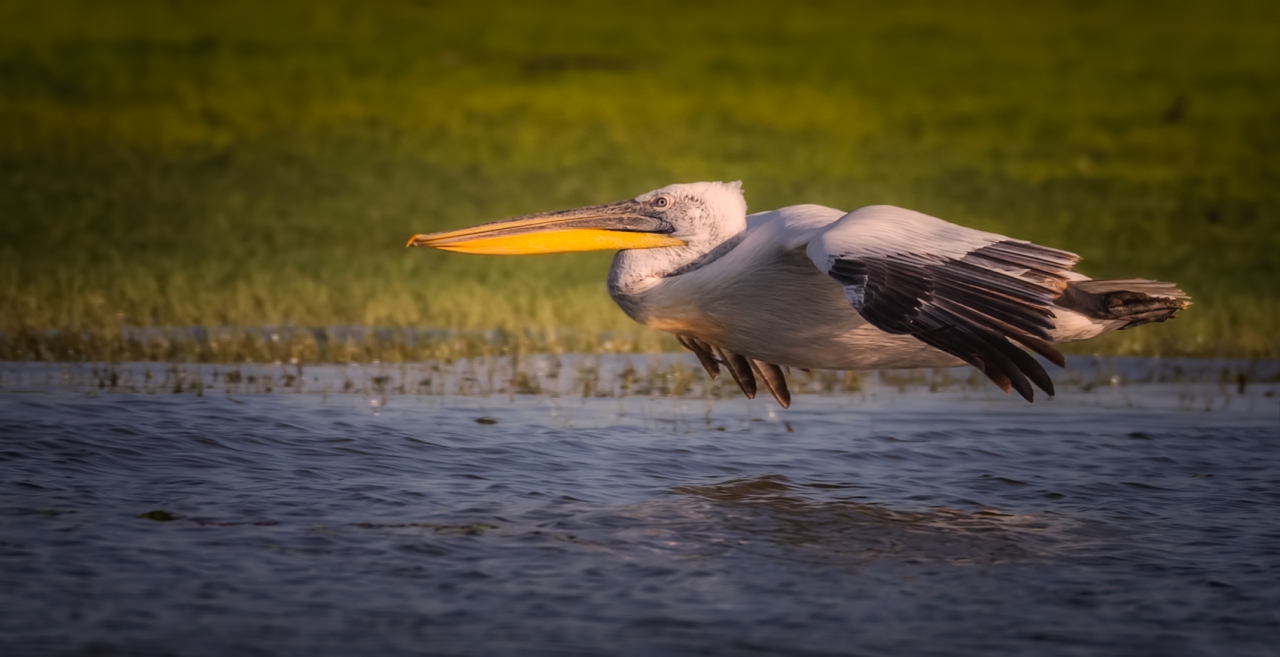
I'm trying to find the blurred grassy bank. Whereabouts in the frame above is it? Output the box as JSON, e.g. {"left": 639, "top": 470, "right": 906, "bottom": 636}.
{"left": 1, "top": 0, "right": 1277, "bottom": 361}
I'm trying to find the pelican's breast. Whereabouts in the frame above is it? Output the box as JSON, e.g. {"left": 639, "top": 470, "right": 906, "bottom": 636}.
{"left": 635, "top": 300, "right": 733, "bottom": 344}
{"left": 628, "top": 240, "right": 855, "bottom": 361}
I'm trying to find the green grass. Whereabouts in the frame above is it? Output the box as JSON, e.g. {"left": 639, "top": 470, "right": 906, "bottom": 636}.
{"left": 1, "top": 0, "right": 1277, "bottom": 361}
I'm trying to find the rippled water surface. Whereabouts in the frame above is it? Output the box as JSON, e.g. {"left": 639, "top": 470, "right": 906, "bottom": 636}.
{"left": 2, "top": 358, "right": 1278, "bottom": 656}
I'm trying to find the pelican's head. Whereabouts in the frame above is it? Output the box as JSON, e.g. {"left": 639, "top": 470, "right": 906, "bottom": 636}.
{"left": 406, "top": 181, "right": 747, "bottom": 255}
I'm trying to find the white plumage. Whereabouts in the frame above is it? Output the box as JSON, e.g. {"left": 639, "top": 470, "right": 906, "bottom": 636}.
{"left": 410, "top": 181, "right": 1191, "bottom": 407}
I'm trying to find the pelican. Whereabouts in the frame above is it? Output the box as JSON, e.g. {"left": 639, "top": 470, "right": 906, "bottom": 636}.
{"left": 408, "top": 182, "right": 1190, "bottom": 407}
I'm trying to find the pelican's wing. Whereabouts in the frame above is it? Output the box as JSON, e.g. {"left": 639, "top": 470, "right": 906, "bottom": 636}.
{"left": 676, "top": 334, "right": 792, "bottom": 408}
{"left": 806, "top": 205, "right": 1080, "bottom": 401}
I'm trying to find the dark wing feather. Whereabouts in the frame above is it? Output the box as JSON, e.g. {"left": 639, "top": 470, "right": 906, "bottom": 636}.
{"left": 715, "top": 346, "right": 757, "bottom": 399}
{"left": 750, "top": 360, "right": 791, "bottom": 408}
{"left": 676, "top": 335, "right": 720, "bottom": 379}
{"left": 827, "top": 240, "right": 1077, "bottom": 401}
{"left": 678, "top": 337, "right": 792, "bottom": 406}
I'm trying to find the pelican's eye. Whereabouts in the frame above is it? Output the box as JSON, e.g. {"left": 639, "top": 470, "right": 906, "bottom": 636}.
{"left": 652, "top": 196, "right": 670, "bottom": 209}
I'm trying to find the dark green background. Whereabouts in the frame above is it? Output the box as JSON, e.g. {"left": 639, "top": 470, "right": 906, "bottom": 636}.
{"left": 2, "top": 0, "right": 1276, "bottom": 359}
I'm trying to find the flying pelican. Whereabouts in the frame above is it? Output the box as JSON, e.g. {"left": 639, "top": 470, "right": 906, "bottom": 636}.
{"left": 408, "top": 182, "right": 1190, "bottom": 407}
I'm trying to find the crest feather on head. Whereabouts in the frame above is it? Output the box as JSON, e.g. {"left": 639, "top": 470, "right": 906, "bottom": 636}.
{"left": 641, "top": 180, "right": 747, "bottom": 216}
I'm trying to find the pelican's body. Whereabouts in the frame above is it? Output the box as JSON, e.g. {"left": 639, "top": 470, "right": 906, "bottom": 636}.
{"left": 610, "top": 204, "right": 957, "bottom": 370}
{"left": 410, "top": 181, "right": 1189, "bottom": 406}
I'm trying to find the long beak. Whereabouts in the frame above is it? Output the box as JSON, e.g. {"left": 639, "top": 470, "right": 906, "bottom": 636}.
{"left": 406, "top": 200, "right": 686, "bottom": 255}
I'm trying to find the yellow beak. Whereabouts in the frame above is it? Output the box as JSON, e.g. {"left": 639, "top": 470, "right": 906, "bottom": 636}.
{"left": 406, "top": 200, "right": 686, "bottom": 255}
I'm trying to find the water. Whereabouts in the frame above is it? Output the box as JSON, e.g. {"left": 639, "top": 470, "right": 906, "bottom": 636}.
{"left": 1, "top": 357, "right": 1278, "bottom": 656}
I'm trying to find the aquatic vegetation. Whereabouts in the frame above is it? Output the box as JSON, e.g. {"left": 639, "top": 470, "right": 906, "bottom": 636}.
{"left": 0, "top": 325, "right": 675, "bottom": 363}
{"left": 3, "top": 355, "right": 1275, "bottom": 408}
{"left": 1, "top": 0, "right": 1277, "bottom": 360}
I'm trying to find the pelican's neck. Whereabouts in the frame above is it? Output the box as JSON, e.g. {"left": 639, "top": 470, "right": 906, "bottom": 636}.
{"left": 608, "top": 226, "right": 744, "bottom": 299}
{"left": 607, "top": 183, "right": 749, "bottom": 319}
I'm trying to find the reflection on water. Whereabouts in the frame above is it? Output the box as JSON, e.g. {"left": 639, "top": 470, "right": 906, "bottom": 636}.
{"left": 0, "top": 358, "right": 1277, "bottom": 656}
{"left": 669, "top": 474, "right": 1066, "bottom": 566}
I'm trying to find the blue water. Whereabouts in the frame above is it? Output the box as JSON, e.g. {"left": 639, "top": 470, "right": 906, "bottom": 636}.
{"left": 1, "top": 358, "right": 1278, "bottom": 656}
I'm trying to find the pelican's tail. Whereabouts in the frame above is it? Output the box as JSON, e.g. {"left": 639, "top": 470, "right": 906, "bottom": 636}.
{"left": 1057, "top": 278, "right": 1192, "bottom": 330}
